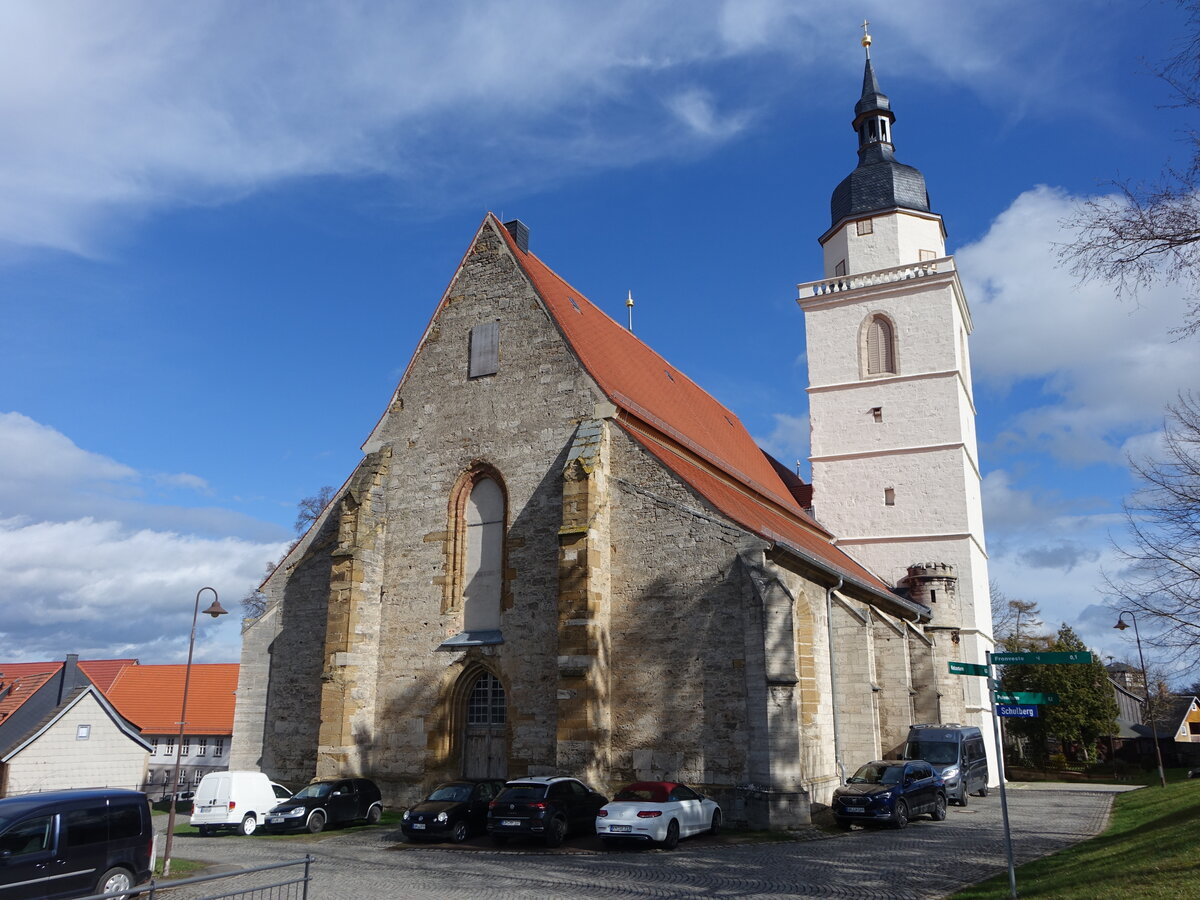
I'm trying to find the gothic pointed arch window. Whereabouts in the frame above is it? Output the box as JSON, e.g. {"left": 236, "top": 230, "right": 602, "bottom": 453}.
{"left": 440, "top": 466, "right": 506, "bottom": 649}
{"left": 861, "top": 313, "right": 898, "bottom": 377}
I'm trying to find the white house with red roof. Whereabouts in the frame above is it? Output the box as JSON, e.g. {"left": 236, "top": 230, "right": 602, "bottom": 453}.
{"left": 232, "top": 40, "right": 994, "bottom": 827}
{"left": 0, "top": 656, "right": 150, "bottom": 796}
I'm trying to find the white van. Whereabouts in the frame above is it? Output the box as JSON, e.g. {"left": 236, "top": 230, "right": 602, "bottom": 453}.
{"left": 190, "top": 771, "right": 292, "bottom": 835}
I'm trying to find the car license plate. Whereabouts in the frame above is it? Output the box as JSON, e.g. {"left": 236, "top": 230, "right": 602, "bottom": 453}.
{"left": 609, "top": 824, "right": 632, "bottom": 833}
{"left": 267, "top": 817, "right": 284, "bottom": 824}
{"left": 412, "top": 823, "right": 425, "bottom": 830}
{"left": 845, "top": 807, "right": 864, "bottom": 814}
{"left": 500, "top": 819, "right": 520, "bottom": 827}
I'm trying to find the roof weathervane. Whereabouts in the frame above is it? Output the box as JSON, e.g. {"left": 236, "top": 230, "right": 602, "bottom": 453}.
{"left": 626, "top": 290, "right": 635, "bottom": 332}
{"left": 861, "top": 19, "right": 872, "bottom": 58}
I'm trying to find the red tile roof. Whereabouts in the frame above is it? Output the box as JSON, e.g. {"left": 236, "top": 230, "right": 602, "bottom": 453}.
{"left": 105, "top": 664, "right": 239, "bottom": 735}
{"left": 77, "top": 659, "right": 139, "bottom": 692}
{"left": 490, "top": 215, "right": 909, "bottom": 608}
{"left": 0, "top": 659, "right": 137, "bottom": 724}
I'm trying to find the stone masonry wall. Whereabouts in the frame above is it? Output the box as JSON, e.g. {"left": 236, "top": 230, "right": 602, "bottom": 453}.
{"left": 356, "top": 219, "right": 606, "bottom": 807}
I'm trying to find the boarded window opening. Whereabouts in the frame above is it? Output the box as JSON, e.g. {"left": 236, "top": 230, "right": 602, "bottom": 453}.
{"left": 884, "top": 487, "right": 895, "bottom": 506}
{"left": 469, "top": 321, "right": 499, "bottom": 378}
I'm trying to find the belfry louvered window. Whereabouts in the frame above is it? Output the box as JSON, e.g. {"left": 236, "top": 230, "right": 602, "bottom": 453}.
{"left": 865, "top": 315, "right": 896, "bottom": 376}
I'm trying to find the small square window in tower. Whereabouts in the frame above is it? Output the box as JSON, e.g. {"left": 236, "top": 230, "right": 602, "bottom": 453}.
{"left": 884, "top": 487, "right": 895, "bottom": 506}
{"left": 469, "top": 321, "right": 499, "bottom": 378}
{"left": 856, "top": 218, "right": 873, "bottom": 236}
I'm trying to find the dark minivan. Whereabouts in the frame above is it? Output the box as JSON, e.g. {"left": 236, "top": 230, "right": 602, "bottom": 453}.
{"left": 263, "top": 777, "right": 383, "bottom": 834}
{"left": 901, "top": 723, "right": 989, "bottom": 806}
{"left": 0, "top": 789, "right": 154, "bottom": 899}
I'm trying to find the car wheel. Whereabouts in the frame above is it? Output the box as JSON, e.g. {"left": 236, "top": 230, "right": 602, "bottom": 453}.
{"left": 544, "top": 816, "right": 567, "bottom": 848}
{"left": 892, "top": 800, "right": 909, "bottom": 829}
{"left": 661, "top": 819, "right": 680, "bottom": 850}
{"left": 451, "top": 820, "right": 470, "bottom": 843}
{"left": 977, "top": 784, "right": 989, "bottom": 798}
{"left": 307, "top": 811, "right": 326, "bottom": 834}
{"left": 957, "top": 787, "right": 969, "bottom": 807}
{"left": 490, "top": 834, "right": 508, "bottom": 846}
{"left": 97, "top": 867, "right": 134, "bottom": 896}
{"left": 931, "top": 793, "right": 947, "bottom": 821}
{"left": 366, "top": 804, "right": 382, "bottom": 825}
{"left": 198, "top": 825, "right": 212, "bottom": 837}
{"left": 709, "top": 809, "right": 722, "bottom": 836}
{"left": 239, "top": 814, "right": 257, "bottom": 836}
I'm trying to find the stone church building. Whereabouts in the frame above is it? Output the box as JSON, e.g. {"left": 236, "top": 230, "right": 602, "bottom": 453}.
{"left": 231, "top": 46, "right": 995, "bottom": 827}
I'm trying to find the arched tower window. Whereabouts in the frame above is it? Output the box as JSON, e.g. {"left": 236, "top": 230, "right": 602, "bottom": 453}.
{"left": 440, "top": 467, "right": 506, "bottom": 649}
{"left": 862, "top": 314, "right": 897, "bottom": 377}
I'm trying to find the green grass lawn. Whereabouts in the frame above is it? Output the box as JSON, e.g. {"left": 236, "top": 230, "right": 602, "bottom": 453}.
{"left": 950, "top": 770, "right": 1200, "bottom": 899}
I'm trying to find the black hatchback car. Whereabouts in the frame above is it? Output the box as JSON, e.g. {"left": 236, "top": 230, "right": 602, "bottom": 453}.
{"left": 263, "top": 777, "right": 383, "bottom": 834}
{"left": 487, "top": 777, "right": 607, "bottom": 847}
{"left": 832, "top": 760, "right": 946, "bottom": 829}
{"left": 401, "top": 780, "right": 505, "bottom": 843}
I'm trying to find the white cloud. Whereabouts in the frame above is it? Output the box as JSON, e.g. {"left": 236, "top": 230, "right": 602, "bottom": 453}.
{"left": 960, "top": 186, "right": 1196, "bottom": 465}
{"left": 0, "top": 413, "right": 289, "bottom": 663}
{"left": 755, "top": 412, "right": 810, "bottom": 475}
{"left": 0, "top": 1, "right": 1110, "bottom": 256}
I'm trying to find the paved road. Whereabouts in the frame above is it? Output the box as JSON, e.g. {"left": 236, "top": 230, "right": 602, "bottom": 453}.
{"left": 158, "top": 788, "right": 1119, "bottom": 899}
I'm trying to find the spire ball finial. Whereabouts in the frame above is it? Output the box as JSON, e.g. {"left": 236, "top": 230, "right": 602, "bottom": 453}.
{"left": 861, "top": 19, "right": 872, "bottom": 56}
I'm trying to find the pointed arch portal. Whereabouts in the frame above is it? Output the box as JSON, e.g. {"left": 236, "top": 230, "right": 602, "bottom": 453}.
{"left": 461, "top": 670, "right": 508, "bottom": 779}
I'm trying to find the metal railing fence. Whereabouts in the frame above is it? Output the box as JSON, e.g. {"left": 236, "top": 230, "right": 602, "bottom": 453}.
{"left": 80, "top": 856, "right": 313, "bottom": 900}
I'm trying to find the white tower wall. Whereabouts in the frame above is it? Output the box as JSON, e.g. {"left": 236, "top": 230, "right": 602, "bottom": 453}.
{"left": 822, "top": 211, "right": 946, "bottom": 278}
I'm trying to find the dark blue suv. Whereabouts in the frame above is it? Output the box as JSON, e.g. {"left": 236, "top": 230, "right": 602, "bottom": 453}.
{"left": 832, "top": 760, "right": 946, "bottom": 829}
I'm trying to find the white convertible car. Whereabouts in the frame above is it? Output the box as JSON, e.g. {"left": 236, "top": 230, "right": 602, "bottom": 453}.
{"left": 595, "top": 781, "right": 722, "bottom": 849}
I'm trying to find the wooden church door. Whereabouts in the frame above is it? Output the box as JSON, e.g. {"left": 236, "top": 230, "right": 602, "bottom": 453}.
{"left": 463, "top": 672, "right": 507, "bottom": 779}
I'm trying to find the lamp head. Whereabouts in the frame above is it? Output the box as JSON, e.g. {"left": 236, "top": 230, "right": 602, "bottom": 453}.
{"left": 202, "top": 598, "right": 228, "bottom": 619}
{"left": 1114, "top": 618, "right": 1130, "bottom": 631}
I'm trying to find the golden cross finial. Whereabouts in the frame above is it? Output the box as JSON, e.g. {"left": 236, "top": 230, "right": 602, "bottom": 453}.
{"left": 861, "top": 19, "right": 872, "bottom": 56}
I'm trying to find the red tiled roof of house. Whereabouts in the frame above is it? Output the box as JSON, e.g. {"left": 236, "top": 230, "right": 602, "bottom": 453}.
{"left": 0, "top": 659, "right": 138, "bottom": 724}
{"left": 490, "top": 216, "right": 904, "bottom": 605}
{"left": 0, "top": 667, "right": 57, "bottom": 724}
{"left": 77, "top": 659, "right": 139, "bottom": 692}
{"left": 105, "top": 664, "right": 239, "bottom": 735}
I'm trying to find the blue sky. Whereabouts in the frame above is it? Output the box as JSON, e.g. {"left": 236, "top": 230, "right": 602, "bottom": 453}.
{"left": 0, "top": 1, "right": 1195, "bottom": 675}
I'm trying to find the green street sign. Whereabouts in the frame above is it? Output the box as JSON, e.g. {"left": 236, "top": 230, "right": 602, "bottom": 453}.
{"left": 991, "top": 651, "right": 1093, "bottom": 665}
{"left": 949, "top": 661, "right": 990, "bottom": 677}
{"left": 994, "top": 691, "right": 1060, "bottom": 706}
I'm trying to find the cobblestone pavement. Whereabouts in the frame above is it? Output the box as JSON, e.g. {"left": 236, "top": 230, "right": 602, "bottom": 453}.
{"left": 159, "top": 789, "right": 1116, "bottom": 899}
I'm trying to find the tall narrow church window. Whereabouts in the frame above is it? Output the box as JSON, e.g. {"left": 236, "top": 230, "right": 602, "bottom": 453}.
{"left": 469, "top": 321, "right": 499, "bottom": 378}
{"left": 463, "top": 478, "right": 504, "bottom": 633}
{"left": 863, "top": 314, "right": 897, "bottom": 376}
{"left": 440, "top": 468, "right": 506, "bottom": 648}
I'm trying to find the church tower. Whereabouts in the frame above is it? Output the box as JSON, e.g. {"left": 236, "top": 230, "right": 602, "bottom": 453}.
{"left": 798, "top": 31, "right": 994, "bottom": 728}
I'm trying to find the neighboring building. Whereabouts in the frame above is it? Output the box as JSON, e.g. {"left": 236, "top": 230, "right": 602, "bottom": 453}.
{"left": 1152, "top": 695, "right": 1200, "bottom": 745}
{"left": 232, "top": 41, "right": 995, "bottom": 827}
{"left": 0, "top": 656, "right": 150, "bottom": 796}
{"left": 105, "top": 664, "right": 239, "bottom": 798}
{"left": 1106, "top": 661, "right": 1145, "bottom": 696}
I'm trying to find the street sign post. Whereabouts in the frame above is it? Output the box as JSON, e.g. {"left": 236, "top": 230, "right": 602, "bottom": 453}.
{"left": 994, "top": 691, "right": 1060, "bottom": 706}
{"left": 996, "top": 703, "right": 1039, "bottom": 718}
{"left": 990, "top": 651, "right": 1093, "bottom": 665}
{"left": 948, "top": 661, "right": 989, "bottom": 677}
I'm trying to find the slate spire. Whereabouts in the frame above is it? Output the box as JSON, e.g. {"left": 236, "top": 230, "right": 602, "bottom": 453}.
{"left": 829, "top": 30, "right": 931, "bottom": 228}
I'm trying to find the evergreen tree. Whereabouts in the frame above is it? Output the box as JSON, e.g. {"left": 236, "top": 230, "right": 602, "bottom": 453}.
{"left": 1000, "top": 624, "right": 1119, "bottom": 764}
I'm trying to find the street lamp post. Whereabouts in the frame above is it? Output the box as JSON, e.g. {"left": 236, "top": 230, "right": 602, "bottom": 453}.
{"left": 1114, "top": 611, "right": 1168, "bottom": 789}
{"left": 162, "top": 587, "right": 228, "bottom": 877}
